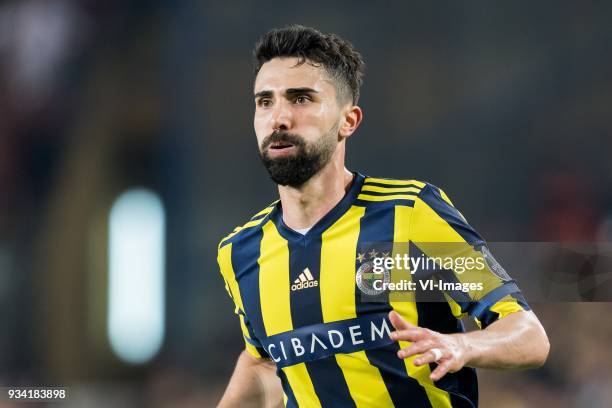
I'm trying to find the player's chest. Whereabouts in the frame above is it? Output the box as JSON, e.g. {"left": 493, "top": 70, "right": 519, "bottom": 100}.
{"left": 236, "top": 207, "right": 408, "bottom": 334}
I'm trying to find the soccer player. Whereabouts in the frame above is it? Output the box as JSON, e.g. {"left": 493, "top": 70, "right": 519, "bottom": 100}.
{"left": 216, "top": 25, "right": 549, "bottom": 407}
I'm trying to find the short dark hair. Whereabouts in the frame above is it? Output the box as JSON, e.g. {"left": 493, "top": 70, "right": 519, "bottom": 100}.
{"left": 253, "top": 25, "right": 365, "bottom": 105}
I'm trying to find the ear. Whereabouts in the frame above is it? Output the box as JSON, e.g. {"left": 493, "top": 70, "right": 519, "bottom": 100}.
{"left": 338, "top": 105, "right": 363, "bottom": 140}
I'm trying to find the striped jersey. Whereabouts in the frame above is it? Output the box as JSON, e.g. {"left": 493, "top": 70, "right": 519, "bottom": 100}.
{"left": 217, "top": 172, "right": 529, "bottom": 408}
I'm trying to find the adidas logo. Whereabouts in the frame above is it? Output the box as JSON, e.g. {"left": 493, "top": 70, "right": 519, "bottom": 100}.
{"left": 291, "top": 268, "right": 319, "bottom": 291}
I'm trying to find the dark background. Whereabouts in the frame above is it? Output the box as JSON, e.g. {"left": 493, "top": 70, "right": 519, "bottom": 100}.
{"left": 1, "top": 1, "right": 611, "bottom": 406}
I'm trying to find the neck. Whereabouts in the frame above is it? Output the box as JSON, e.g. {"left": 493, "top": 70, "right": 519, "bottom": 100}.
{"left": 277, "top": 148, "right": 354, "bottom": 230}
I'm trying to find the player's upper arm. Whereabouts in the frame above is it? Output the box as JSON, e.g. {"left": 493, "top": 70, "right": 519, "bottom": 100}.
{"left": 410, "top": 183, "right": 530, "bottom": 328}
{"left": 217, "top": 240, "right": 270, "bottom": 360}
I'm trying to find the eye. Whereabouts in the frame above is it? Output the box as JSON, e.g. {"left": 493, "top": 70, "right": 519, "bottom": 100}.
{"left": 294, "top": 95, "right": 310, "bottom": 104}
{"left": 257, "top": 98, "right": 272, "bottom": 108}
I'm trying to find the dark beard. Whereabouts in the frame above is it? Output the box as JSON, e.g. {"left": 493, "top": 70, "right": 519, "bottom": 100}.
{"left": 259, "top": 130, "right": 335, "bottom": 187}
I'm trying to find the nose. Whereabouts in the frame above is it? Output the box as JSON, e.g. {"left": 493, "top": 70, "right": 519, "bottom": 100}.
{"left": 270, "top": 99, "right": 293, "bottom": 131}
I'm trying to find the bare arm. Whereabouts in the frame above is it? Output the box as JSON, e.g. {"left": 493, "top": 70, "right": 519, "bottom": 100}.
{"left": 218, "top": 350, "right": 284, "bottom": 408}
{"left": 389, "top": 310, "right": 550, "bottom": 381}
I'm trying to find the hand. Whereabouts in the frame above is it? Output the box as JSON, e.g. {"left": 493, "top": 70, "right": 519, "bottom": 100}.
{"left": 389, "top": 311, "right": 470, "bottom": 381}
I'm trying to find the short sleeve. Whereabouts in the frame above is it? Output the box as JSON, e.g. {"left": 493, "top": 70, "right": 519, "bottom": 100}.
{"left": 217, "top": 242, "right": 269, "bottom": 359}
{"left": 410, "top": 183, "right": 530, "bottom": 328}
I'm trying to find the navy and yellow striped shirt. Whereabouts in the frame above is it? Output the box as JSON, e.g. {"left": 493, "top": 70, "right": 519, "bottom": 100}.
{"left": 217, "top": 172, "right": 529, "bottom": 407}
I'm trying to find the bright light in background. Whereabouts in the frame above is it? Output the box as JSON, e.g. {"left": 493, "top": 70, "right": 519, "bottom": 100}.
{"left": 108, "top": 188, "right": 165, "bottom": 364}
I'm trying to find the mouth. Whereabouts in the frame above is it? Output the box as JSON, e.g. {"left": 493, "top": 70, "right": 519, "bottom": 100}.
{"left": 267, "top": 141, "right": 296, "bottom": 156}
{"left": 270, "top": 141, "right": 294, "bottom": 149}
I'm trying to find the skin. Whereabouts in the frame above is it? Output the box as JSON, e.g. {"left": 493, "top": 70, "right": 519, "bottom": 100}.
{"left": 389, "top": 310, "right": 550, "bottom": 381}
{"left": 218, "top": 350, "right": 283, "bottom": 408}
{"left": 253, "top": 57, "right": 362, "bottom": 230}
{"left": 218, "top": 56, "right": 550, "bottom": 406}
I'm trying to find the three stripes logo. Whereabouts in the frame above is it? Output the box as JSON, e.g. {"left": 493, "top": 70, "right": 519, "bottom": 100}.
{"left": 291, "top": 268, "right": 319, "bottom": 291}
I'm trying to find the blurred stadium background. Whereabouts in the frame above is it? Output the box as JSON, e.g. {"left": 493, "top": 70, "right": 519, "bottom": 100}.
{"left": 1, "top": 1, "right": 611, "bottom": 407}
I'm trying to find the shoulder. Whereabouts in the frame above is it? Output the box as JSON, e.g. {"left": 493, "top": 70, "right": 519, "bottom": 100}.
{"left": 362, "top": 175, "right": 427, "bottom": 190}
{"left": 360, "top": 175, "right": 458, "bottom": 208}
{"left": 361, "top": 176, "right": 450, "bottom": 201}
{"left": 217, "top": 200, "right": 279, "bottom": 251}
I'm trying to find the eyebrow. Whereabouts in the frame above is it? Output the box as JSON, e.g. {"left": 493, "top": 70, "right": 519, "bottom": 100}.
{"left": 254, "top": 87, "right": 319, "bottom": 99}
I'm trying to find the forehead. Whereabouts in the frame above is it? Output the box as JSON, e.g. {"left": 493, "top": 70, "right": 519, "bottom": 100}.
{"left": 254, "top": 57, "right": 336, "bottom": 96}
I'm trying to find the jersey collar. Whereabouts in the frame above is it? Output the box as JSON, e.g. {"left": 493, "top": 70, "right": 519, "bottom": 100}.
{"left": 269, "top": 171, "right": 365, "bottom": 243}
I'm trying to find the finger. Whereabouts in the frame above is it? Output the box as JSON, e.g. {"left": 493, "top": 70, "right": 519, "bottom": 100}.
{"left": 388, "top": 311, "right": 415, "bottom": 331}
{"left": 429, "top": 360, "right": 452, "bottom": 381}
{"left": 397, "top": 340, "right": 435, "bottom": 359}
{"left": 390, "top": 328, "right": 429, "bottom": 342}
{"left": 414, "top": 348, "right": 446, "bottom": 367}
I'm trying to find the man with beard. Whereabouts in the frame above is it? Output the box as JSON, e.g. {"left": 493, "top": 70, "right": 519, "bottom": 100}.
{"left": 216, "top": 25, "right": 549, "bottom": 408}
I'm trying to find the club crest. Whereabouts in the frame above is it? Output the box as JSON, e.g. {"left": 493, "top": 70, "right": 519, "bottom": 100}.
{"left": 356, "top": 258, "right": 390, "bottom": 296}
